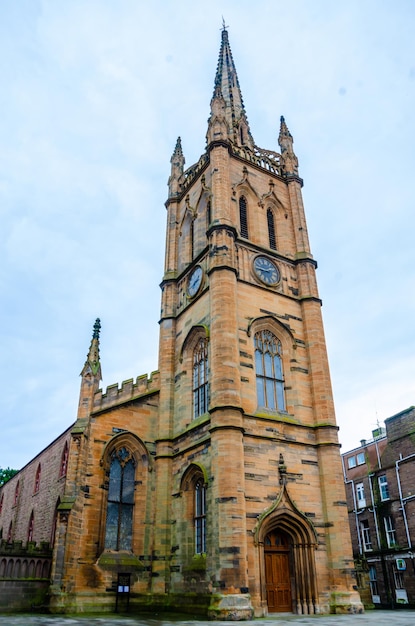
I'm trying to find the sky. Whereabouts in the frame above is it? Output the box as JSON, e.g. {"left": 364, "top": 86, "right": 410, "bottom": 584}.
{"left": 1, "top": 0, "right": 414, "bottom": 470}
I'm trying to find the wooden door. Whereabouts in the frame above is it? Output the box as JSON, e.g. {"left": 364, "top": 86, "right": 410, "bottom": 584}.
{"left": 264, "top": 530, "right": 292, "bottom": 612}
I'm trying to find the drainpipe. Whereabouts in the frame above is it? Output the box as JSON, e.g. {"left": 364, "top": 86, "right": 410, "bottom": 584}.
{"left": 368, "top": 474, "right": 381, "bottom": 549}
{"left": 395, "top": 453, "right": 415, "bottom": 548}
{"left": 375, "top": 438, "right": 382, "bottom": 469}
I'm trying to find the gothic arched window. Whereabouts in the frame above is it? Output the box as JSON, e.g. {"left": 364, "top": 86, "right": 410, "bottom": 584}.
{"left": 267, "top": 208, "right": 277, "bottom": 250}
{"left": 193, "top": 338, "right": 209, "bottom": 419}
{"left": 14, "top": 481, "right": 20, "bottom": 506}
{"left": 239, "top": 196, "right": 249, "bottom": 238}
{"left": 195, "top": 478, "right": 206, "bottom": 554}
{"left": 104, "top": 447, "right": 135, "bottom": 551}
{"left": 254, "top": 330, "right": 286, "bottom": 411}
{"left": 28, "top": 511, "right": 34, "bottom": 542}
{"left": 34, "top": 464, "right": 41, "bottom": 494}
{"left": 59, "top": 442, "right": 69, "bottom": 478}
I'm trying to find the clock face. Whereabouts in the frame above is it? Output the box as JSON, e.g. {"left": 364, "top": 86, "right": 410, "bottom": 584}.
{"left": 187, "top": 266, "right": 203, "bottom": 297}
{"left": 253, "top": 256, "right": 280, "bottom": 285}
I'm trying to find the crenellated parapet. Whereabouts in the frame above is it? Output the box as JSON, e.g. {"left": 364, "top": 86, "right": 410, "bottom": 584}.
{"left": 92, "top": 371, "right": 160, "bottom": 412}
{"left": 0, "top": 539, "right": 52, "bottom": 556}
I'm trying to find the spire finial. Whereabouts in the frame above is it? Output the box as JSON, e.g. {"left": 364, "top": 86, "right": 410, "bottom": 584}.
{"left": 211, "top": 24, "right": 254, "bottom": 149}
{"left": 278, "top": 115, "right": 299, "bottom": 176}
{"left": 92, "top": 318, "right": 101, "bottom": 340}
{"left": 173, "top": 136, "right": 183, "bottom": 157}
{"left": 81, "top": 318, "right": 102, "bottom": 378}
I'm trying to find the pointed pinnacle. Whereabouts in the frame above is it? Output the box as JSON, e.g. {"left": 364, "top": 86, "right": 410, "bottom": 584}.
{"left": 92, "top": 318, "right": 101, "bottom": 340}
{"left": 173, "top": 136, "right": 183, "bottom": 156}
{"left": 279, "top": 115, "right": 292, "bottom": 139}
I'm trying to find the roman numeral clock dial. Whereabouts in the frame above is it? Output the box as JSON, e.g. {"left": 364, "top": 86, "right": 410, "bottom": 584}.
{"left": 187, "top": 265, "right": 203, "bottom": 297}
{"left": 253, "top": 256, "right": 280, "bottom": 286}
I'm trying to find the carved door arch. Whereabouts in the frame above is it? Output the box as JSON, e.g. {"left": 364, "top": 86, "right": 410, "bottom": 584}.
{"left": 264, "top": 529, "right": 292, "bottom": 612}
{"left": 255, "top": 485, "right": 319, "bottom": 615}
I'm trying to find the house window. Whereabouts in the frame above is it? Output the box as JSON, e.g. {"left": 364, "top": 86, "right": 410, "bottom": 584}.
{"left": 378, "top": 475, "right": 390, "bottom": 501}
{"left": 193, "top": 338, "right": 209, "bottom": 419}
{"left": 384, "top": 515, "right": 397, "bottom": 548}
{"left": 34, "top": 464, "right": 41, "bottom": 494}
{"left": 239, "top": 196, "right": 248, "bottom": 238}
{"left": 356, "top": 452, "right": 366, "bottom": 465}
{"left": 28, "top": 512, "right": 34, "bottom": 542}
{"left": 360, "top": 520, "right": 372, "bottom": 551}
{"left": 60, "top": 442, "right": 69, "bottom": 478}
{"left": 369, "top": 566, "right": 379, "bottom": 597}
{"left": 393, "top": 566, "right": 405, "bottom": 590}
{"left": 254, "top": 330, "right": 286, "bottom": 411}
{"left": 356, "top": 482, "right": 366, "bottom": 509}
{"left": 194, "top": 479, "right": 206, "bottom": 554}
{"left": 14, "top": 481, "right": 20, "bottom": 506}
{"left": 347, "top": 456, "right": 356, "bottom": 469}
{"left": 104, "top": 447, "right": 135, "bottom": 551}
{"left": 267, "top": 208, "right": 277, "bottom": 250}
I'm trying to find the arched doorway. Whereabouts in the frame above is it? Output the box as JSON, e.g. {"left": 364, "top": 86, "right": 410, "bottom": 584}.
{"left": 264, "top": 529, "right": 292, "bottom": 612}
{"left": 255, "top": 485, "right": 319, "bottom": 615}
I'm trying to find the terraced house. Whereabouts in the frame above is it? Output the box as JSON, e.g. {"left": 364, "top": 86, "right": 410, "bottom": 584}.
{"left": 0, "top": 27, "right": 362, "bottom": 618}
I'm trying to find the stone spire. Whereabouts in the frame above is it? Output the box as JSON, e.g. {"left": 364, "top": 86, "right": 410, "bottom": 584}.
{"left": 278, "top": 115, "right": 299, "bottom": 176}
{"left": 209, "top": 24, "right": 254, "bottom": 149}
{"left": 168, "top": 137, "right": 185, "bottom": 197}
{"left": 81, "top": 318, "right": 102, "bottom": 379}
{"left": 74, "top": 318, "right": 102, "bottom": 424}
{"left": 75, "top": 319, "right": 102, "bottom": 424}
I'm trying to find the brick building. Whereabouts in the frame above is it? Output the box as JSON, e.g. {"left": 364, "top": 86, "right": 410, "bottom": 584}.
{"left": 0, "top": 27, "right": 362, "bottom": 617}
{"left": 342, "top": 407, "right": 415, "bottom": 609}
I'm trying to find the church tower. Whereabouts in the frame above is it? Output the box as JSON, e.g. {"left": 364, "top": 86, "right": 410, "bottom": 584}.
{"left": 157, "top": 26, "right": 362, "bottom": 617}
{"left": 19, "top": 25, "right": 365, "bottom": 619}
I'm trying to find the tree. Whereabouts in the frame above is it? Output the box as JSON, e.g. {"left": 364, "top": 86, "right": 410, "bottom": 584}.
{"left": 0, "top": 467, "right": 18, "bottom": 486}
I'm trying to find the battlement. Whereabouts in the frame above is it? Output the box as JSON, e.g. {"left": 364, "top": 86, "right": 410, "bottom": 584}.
{"left": 0, "top": 539, "right": 52, "bottom": 557}
{"left": 92, "top": 370, "right": 160, "bottom": 413}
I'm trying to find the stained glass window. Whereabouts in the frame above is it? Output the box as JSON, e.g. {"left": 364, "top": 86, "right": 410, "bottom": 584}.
{"left": 105, "top": 448, "right": 135, "bottom": 551}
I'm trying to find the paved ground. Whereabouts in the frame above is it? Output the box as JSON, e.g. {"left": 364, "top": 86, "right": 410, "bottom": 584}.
{"left": 0, "top": 611, "right": 414, "bottom": 626}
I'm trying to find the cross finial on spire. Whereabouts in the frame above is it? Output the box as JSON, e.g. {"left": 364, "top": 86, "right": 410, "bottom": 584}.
{"left": 221, "top": 16, "right": 229, "bottom": 31}
{"left": 92, "top": 318, "right": 101, "bottom": 340}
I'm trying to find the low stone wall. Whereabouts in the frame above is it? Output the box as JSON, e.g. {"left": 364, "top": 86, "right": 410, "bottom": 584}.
{"left": 0, "top": 579, "right": 50, "bottom": 612}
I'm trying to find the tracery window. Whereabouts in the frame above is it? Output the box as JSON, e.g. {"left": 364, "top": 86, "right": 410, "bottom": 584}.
{"left": 34, "top": 464, "right": 41, "bottom": 494}
{"left": 193, "top": 338, "right": 209, "bottom": 419}
{"left": 60, "top": 442, "right": 69, "bottom": 478}
{"left": 267, "top": 208, "right": 277, "bottom": 250}
{"left": 7, "top": 522, "right": 12, "bottom": 543}
{"left": 239, "top": 196, "right": 248, "bottom": 238}
{"left": 104, "top": 447, "right": 135, "bottom": 551}
{"left": 28, "top": 511, "right": 34, "bottom": 542}
{"left": 254, "top": 330, "right": 286, "bottom": 411}
{"left": 194, "top": 478, "right": 206, "bottom": 554}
